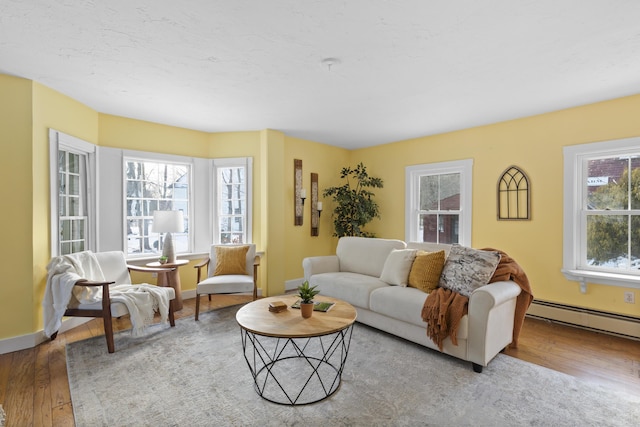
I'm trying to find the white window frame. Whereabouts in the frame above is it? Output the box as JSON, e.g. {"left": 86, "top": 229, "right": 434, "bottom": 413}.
{"left": 562, "top": 137, "right": 640, "bottom": 292}
{"left": 212, "top": 157, "right": 253, "bottom": 244}
{"left": 49, "top": 129, "right": 97, "bottom": 256}
{"left": 405, "top": 159, "right": 473, "bottom": 246}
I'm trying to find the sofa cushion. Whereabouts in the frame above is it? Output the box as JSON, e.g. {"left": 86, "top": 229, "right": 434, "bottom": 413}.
{"left": 439, "top": 245, "right": 501, "bottom": 297}
{"left": 407, "top": 250, "right": 446, "bottom": 293}
{"left": 336, "top": 237, "right": 406, "bottom": 277}
{"left": 369, "top": 286, "right": 468, "bottom": 339}
{"left": 380, "top": 249, "right": 417, "bottom": 286}
{"left": 311, "top": 272, "right": 388, "bottom": 309}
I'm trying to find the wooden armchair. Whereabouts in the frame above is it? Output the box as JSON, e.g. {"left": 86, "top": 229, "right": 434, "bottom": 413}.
{"left": 46, "top": 251, "right": 176, "bottom": 353}
{"left": 193, "top": 244, "right": 260, "bottom": 320}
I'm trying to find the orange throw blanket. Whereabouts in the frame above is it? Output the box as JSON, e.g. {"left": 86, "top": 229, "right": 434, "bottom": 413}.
{"left": 422, "top": 288, "right": 469, "bottom": 351}
{"left": 421, "top": 249, "right": 533, "bottom": 350}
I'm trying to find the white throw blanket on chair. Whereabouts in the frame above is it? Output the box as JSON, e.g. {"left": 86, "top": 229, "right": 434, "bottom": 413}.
{"left": 43, "top": 251, "right": 171, "bottom": 338}
{"left": 108, "top": 283, "right": 171, "bottom": 337}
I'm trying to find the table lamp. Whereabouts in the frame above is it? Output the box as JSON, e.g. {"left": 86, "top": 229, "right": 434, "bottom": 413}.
{"left": 152, "top": 210, "right": 184, "bottom": 263}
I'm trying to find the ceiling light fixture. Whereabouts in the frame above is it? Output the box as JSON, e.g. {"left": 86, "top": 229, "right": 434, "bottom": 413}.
{"left": 321, "top": 57, "right": 340, "bottom": 71}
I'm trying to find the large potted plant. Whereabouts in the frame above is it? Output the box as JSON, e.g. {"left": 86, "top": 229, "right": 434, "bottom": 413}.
{"left": 323, "top": 162, "right": 383, "bottom": 237}
{"left": 297, "top": 281, "right": 319, "bottom": 318}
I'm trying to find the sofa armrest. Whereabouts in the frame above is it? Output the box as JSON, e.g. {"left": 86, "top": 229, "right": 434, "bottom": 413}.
{"left": 467, "top": 280, "right": 521, "bottom": 367}
{"left": 302, "top": 255, "right": 340, "bottom": 281}
{"left": 471, "top": 281, "right": 521, "bottom": 309}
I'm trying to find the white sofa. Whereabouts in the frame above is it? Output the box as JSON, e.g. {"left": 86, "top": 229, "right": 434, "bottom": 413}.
{"left": 302, "top": 237, "right": 522, "bottom": 372}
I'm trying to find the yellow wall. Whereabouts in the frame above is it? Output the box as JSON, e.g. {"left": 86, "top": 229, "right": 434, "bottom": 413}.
{"left": 31, "top": 82, "right": 101, "bottom": 333}
{"left": 2, "top": 72, "right": 639, "bottom": 345}
{"left": 283, "top": 136, "right": 350, "bottom": 280}
{"left": 0, "top": 75, "right": 35, "bottom": 337}
{"left": 352, "top": 94, "right": 640, "bottom": 317}
{"left": 0, "top": 76, "right": 101, "bottom": 339}
{"left": 99, "top": 113, "right": 210, "bottom": 156}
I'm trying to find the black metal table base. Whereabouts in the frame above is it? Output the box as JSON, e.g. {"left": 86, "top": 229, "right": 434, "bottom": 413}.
{"left": 239, "top": 325, "right": 354, "bottom": 405}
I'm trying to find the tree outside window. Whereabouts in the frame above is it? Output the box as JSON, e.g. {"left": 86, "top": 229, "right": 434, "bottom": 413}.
{"left": 218, "top": 166, "right": 246, "bottom": 244}
{"left": 585, "top": 155, "right": 640, "bottom": 271}
{"left": 58, "top": 150, "right": 87, "bottom": 255}
{"left": 125, "top": 159, "right": 190, "bottom": 257}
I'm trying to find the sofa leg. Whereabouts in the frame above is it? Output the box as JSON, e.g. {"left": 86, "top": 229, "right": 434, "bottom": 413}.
{"left": 472, "top": 363, "right": 483, "bottom": 373}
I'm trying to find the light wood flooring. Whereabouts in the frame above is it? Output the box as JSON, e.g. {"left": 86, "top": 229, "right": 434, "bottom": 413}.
{"left": 1, "top": 295, "right": 639, "bottom": 427}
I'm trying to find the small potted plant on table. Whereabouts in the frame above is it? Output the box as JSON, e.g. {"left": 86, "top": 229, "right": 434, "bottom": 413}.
{"left": 298, "top": 281, "right": 319, "bottom": 318}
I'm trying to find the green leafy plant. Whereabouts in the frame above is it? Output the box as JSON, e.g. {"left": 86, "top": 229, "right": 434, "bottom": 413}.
{"left": 587, "top": 167, "right": 640, "bottom": 264}
{"left": 322, "top": 162, "right": 384, "bottom": 237}
{"left": 297, "top": 281, "right": 320, "bottom": 304}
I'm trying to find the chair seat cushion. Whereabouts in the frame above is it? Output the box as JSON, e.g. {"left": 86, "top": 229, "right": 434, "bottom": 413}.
{"left": 197, "top": 274, "right": 255, "bottom": 295}
{"left": 68, "top": 286, "right": 176, "bottom": 318}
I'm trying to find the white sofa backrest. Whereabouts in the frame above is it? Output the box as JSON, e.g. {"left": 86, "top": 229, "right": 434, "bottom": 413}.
{"left": 406, "top": 242, "right": 453, "bottom": 257}
{"left": 336, "top": 237, "right": 406, "bottom": 277}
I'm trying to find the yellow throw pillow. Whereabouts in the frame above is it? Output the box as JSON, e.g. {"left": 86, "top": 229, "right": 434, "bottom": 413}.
{"left": 214, "top": 245, "right": 249, "bottom": 276}
{"left": 408, "top": 250, "right": 446, "bottom": 293}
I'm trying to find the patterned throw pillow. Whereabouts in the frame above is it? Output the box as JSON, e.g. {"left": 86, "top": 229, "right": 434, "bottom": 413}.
{"left": 379, "top": 249, "right": 417, "bottom": 286}
{"left": 214, "top": 245, "right": 249, "bottom": 276}
{"left": 407, "top": 250, "right": 446, "bottom": 293}
{"left": 438, "top": 245, "right": 501, "bottom": 297}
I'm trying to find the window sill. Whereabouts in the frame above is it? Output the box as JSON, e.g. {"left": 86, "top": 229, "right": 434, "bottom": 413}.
{"left": 561, "top": 269, "right": 640, "bottom": 293}
{"left": 126, "top": 250, "right": 264, "bottom": 265}
{"left": 127, "top": 252, "right": 209, "bottom": 265}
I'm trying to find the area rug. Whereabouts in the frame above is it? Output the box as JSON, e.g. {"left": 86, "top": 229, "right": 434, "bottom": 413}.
{"left": 66, "top": 305, "right": 640, "bottom": 426}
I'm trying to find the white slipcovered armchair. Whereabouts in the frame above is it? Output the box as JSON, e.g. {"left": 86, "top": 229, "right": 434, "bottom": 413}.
{"left": 193, "top": 244, "right": 259, "bottom": 320}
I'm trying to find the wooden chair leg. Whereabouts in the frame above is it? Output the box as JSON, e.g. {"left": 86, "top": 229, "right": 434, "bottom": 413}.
{"left": 195, "top": 294, "right": 200, "bottom": 321}
{"left": 168, "top": 299, "right": 176, "bottom": 327}
{"left": 103, "top": 315, "right": 115, "bottom": 353}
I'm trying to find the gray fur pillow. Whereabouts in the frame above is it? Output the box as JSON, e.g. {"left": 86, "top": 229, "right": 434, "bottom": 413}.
{"left": 438, "top": 245, "right": 501, "bottom": 297}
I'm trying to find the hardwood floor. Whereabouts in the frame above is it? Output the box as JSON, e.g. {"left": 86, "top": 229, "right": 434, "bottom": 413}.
{"left": 1, "top": 296, "right": 639, "bottom": 427}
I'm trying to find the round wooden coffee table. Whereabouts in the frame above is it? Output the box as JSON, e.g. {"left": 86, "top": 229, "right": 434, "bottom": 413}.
{"left": 236, "top": 295, "right": 357, "bottom": 405}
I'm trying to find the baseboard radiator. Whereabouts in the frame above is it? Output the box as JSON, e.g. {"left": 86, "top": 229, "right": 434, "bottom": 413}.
{"left": 527, "top": 300, "right": 640, "bottom": 341}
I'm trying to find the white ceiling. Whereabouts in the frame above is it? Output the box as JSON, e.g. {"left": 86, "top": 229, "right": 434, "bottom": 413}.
{"left": 2, "top": 1, "right": 640, "bottom": 149}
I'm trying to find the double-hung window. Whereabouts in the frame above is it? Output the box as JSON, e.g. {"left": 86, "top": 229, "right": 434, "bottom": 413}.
{"left": 213, "top": 157, "right": 253, "bottom": 244}
{"left": 563, "top": 137, "right": 640, "bottom": 290}
{"left": 49, "top": 130, "right": 96, "bottom": 256}
{"left": 125, "top": 158, "right": 191, "bottom": 257}
{"left": 405, "top": 159, "right": 472, "bottom": 245}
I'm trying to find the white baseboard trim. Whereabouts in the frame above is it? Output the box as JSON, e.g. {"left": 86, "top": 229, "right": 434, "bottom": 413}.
{"left": 0, "top": 291, "right": 214, "bottom": 355}
{"left": 527, "top": 300, "right": 640, "bottom": 340}
{"left": 182, "top": 289, "right": 196, "bottom": 300}
{"left": 0, "top": 316, "right": 93, "bottom": 355}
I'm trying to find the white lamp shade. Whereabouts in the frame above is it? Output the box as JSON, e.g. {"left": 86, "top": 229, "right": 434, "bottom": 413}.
{"left": 152, "top": 210, "right": 184, "bottom": 233}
